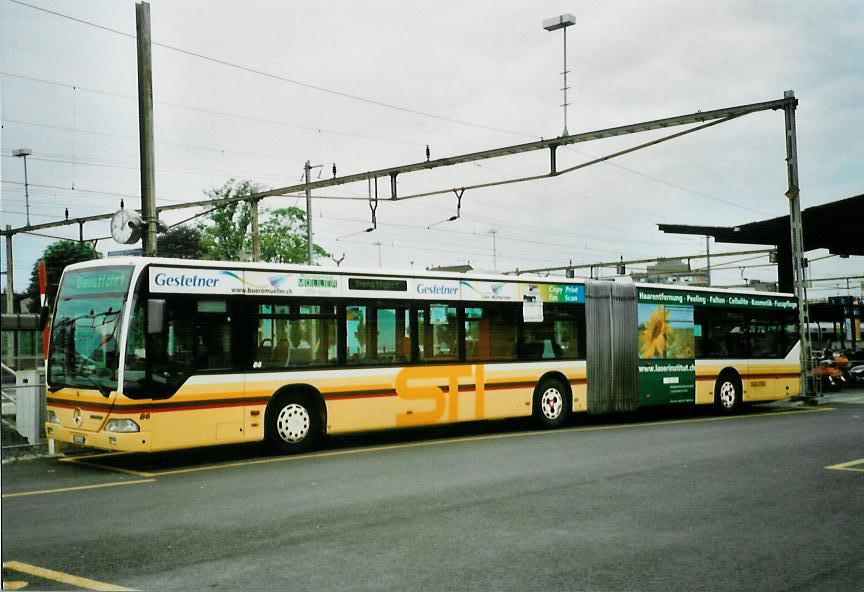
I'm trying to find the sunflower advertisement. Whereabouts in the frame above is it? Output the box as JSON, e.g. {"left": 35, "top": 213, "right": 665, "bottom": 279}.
{"left": 637, "top": 301, "right": 696, "bottom": 406}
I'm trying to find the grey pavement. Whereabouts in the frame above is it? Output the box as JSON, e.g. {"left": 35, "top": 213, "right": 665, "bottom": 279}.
{"left": 1, "top": 393, "right": 863, "bottom": 591}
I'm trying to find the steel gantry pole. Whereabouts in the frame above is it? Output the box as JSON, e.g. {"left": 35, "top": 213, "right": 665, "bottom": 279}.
{"left": 783, "top": 90, "right": 812, "bottom": 401}
{"left": 3, "top": 226, "right": 14, "bottom": 362}
{"left": 4, "top": 226, "right": 13, "bottom": 315}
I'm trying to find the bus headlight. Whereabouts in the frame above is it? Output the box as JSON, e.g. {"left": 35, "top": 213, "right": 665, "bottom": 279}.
{"left": 105, "top": 419, "right": 140, "bottom": 433}
{"left": 46, "top": 410, "right": 60, "bottom": 424}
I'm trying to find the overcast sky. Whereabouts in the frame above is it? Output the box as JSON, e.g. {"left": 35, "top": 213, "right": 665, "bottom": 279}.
{"left": 1, "top": 0, "right": 862, "bottom": 296}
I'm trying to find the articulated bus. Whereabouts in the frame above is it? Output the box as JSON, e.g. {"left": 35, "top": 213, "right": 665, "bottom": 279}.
{"left": 44, "top": 257, "right": 801, "bottom": 453}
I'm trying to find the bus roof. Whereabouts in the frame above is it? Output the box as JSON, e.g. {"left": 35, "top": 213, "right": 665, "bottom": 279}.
{"left": 65, "top": 256, "right": 795, "bottom": 299}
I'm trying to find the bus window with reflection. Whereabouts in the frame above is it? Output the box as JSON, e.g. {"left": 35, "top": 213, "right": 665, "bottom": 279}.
{"left": 418, "top": 304, "right": 458, "bottom": 361}
{"left": 123, "top": 296, "right": 234, "bottom": 398}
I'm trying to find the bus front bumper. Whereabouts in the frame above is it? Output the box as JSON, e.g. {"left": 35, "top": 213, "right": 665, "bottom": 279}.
{"left": 44, "top": 423, "right": 152, "bottom": 452}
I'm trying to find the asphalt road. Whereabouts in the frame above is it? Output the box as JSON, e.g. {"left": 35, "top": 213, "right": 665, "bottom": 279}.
{"left": 2, "top": 395, "right": 863, "bottom": 591}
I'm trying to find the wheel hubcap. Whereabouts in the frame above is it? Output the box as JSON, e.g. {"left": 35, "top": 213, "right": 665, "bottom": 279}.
{"left": 719, "top": 381, "right": 737, "bottom": 409}
{"left": 541, "top": 387, "right": 564, "bottom": 420}
{"left": 275, "top": 403, "right": 310, "bottom": 443}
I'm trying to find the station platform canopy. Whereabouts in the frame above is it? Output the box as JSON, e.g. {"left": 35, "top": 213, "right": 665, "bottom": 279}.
{"left": 658, "top": 193, "right": 863, "bottom": 293}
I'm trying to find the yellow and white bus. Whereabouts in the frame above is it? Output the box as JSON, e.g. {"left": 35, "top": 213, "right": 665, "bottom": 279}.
{"left": 44, "top": 257, "right": 801, "bottom": 453}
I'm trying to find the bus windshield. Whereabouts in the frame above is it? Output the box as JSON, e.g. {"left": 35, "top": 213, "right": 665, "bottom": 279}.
{"left": 48, "top": 266, "right": 134, "bottom": 395}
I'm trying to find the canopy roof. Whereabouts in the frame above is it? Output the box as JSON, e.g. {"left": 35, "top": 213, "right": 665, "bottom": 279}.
{"left": 658, "top": 193, "right": 863, "bottom": 292}
{"left": 658, "top": 193, "right": 864, "bottom": 256}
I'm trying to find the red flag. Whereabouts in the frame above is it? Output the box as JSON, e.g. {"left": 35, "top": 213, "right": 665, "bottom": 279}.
{"left": 38, "top": 260, "right": 49, "bottom": 359}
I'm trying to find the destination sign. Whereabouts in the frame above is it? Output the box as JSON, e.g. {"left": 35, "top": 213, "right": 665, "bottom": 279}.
{"left": 348, "top": 278, "right": 408, "bottom": 292}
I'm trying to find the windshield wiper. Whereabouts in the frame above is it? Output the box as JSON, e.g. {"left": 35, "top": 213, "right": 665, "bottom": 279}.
{"left": 48, "top": 381, "right": 69, "bottom": 393}
{"left": 69, "top": 370, "right": 113, "bottom": 398}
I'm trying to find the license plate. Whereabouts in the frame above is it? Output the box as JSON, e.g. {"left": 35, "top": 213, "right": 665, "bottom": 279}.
{"left": 73, "top": 434, "right": 85, "bottom": 444}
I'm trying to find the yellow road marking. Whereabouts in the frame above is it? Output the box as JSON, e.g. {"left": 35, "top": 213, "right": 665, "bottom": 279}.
{"left": 2, "top": 561, "right": 134, "bottom": 591}
{"left": 1, "top": 479, "right": 155, "bottom": 499}
{"left": 148, "top": 407, "right": 833, "bottom": 477}
{"left": 3, "top": 581, "right": 28, "bottom": 590}
{"left": 60, "top": 457, "right": 155, "bottom": 478}
{"left": 825, "top": 458, "right": 864, "bottom": 473}
{"left": 59, "top": 451, "right": 131, "bottom": 461}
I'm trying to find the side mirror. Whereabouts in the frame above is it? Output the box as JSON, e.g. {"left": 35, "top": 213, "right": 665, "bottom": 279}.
{"left": 147, "top": 299, "right": 166, "bottom": 334}
{"left": 38, "top": 305, "right": 50, "bottom": 330}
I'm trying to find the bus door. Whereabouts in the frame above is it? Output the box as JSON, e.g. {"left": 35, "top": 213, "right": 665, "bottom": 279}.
{"left": 126, "top": 294, "right": 246, "bottom": 448}
{"left": 744, "top": 321, "right": 782, "bottom": 400}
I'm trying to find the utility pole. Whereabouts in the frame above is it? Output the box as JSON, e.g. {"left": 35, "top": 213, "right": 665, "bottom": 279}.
{"left": 488, "top": 229, "right": 498, "bottom": 270}
{"left": 250, "top": 197, "right": 260, "bottom": 261}
{"left": 136, "top": 1, "right": 157, "bottom": 256}
{"left": 783, "top": 90, "right": 812, "bottom": 402}
{"left": 305, "top": 160, "right": 314, "bottom": 265}
{"left": 705, "top": 235, "right": 712, "bottom": 286}
{"left": 372, "top": 241, "right": 383, "bottom": 268}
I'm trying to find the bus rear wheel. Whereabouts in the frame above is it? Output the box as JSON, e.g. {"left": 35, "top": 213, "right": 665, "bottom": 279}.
{"left": 534, "top": 377, "right": 570, "bottom": 429}
{"left": 266, "top": 394, "right": 321, "bottom": 454}
{"left": 714, "top": 373, "right": 742, "bottom": 414}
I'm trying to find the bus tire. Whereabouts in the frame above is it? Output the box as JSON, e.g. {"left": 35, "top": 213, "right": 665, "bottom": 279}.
{"left": 265, "top": 393, "right": 321, "bottom": 454}
{"left": 714, "top": 372, "right": 742, "bottom": 414}
{"left": 533, "top": 377, "right": 570, "bottom": 429}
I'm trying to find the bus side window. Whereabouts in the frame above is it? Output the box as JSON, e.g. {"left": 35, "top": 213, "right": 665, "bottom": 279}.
{"left": 516, "top": 303, "right": 584, "bottom": 361}
{"left": 418, "top": 304, "right": 458, "bottom": 362}
{"left": 346, "top": 305, "right": 370, "bottom": 364}
{"left": 257, "top": 304, "right": 339, "bottom": 368}
{"left": 375, "top": 306, "right": 410, "bottom": 364}
{"left": 256, "top": 338, "right": 273, "bottom": 363}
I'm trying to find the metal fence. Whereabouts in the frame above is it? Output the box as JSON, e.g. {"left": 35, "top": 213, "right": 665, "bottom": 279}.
{"left": 1, "top": 325, "right": 47, "bottom": 454}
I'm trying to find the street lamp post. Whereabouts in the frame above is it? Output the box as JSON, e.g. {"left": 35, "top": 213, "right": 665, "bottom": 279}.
{"left": 13, "top": 148, "right": 33, "bottom": 226}
{"left": 543, "top": 14, "right": 576, "bottom": 137}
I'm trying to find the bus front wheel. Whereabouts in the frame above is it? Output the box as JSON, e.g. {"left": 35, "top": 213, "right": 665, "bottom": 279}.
{"left": 714, "top": 373, "right": 742, "bottom": 414}
{"left": 266, "top": 394, "right": 321, "bottom": 454}
{"left": 533, "top": 377, "right": 570, "bottom": 429}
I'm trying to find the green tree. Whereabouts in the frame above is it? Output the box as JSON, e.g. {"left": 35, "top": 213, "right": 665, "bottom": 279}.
{"left": 26, "top": 240, "right": 101, "bottom": 306}
{"left": 197, "top": 179, "right": 257, "bottom": 261}
{"left": 157, "top": 225, "right": 206, "bottom": 259}
{"left": 197, "top": 179, "right": 330, "bottom": 263}
{"left": 259, "top": 207, "right": 330, "bottom": 263}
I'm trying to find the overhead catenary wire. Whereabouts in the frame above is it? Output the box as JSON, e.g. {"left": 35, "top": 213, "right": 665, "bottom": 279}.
{"left": 318, "top": 210, "right": 696, "bottom": 251}
{"left": 318, "top": 233, "right": 621, "bottom": 264}
{"left": 10, "top": 179, "right": 672, "bottom": 256}
{"left": 1, "top": 142, "right": 675, "bottom": 232}
{"left": 2, "top": 72, "right": 761, "bottom": 222}
{"left": 6, "top": 1, "right": 539, "bottom": 138}
{"left": 0, "top": 79, "right": 426, "bottom": 148}
{"left": 0, "top": 152, "right": 305, "bottom": 184}
{"left": 3, "top": 12, "right": 783, "bottom": 217}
